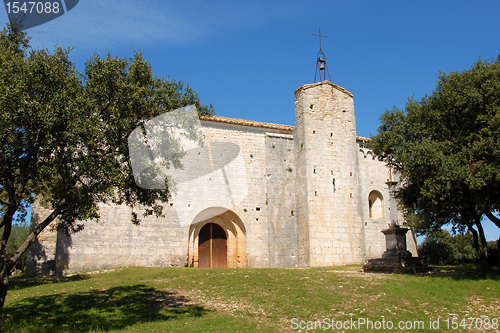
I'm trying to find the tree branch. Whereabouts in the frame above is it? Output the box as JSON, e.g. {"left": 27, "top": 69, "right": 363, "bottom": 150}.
{"left": 6, "top": 201, "right": 66, "bottom": 272}
{"left": 485, "top": 211, "right": 500, "bottom": 229}
{"left": 0, "top": 200, "right": 20, "bottom": 257}
{"left": 0, "top": 199, "right": 11, "bottom": 207}
{"left": 465, "top": 222, "right": 481, "bottom": 257}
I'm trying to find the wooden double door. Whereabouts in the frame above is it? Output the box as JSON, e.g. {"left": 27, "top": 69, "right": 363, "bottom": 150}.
{"left": 198, "top": 223, "right": 227, "bottom": 268}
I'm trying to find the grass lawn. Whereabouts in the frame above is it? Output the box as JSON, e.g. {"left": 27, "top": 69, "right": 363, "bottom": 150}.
{"left": 1, "top": 265, "right": 499, "bottom": 332}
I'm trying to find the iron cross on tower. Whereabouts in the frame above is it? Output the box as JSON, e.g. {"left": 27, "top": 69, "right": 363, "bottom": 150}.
{"left": 313, "top": 27, "right": 331, "bottom": 82}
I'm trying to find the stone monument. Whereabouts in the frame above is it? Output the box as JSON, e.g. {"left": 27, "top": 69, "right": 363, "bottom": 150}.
{"left": 363, "top": 225, "right": 431, "bottom": 273}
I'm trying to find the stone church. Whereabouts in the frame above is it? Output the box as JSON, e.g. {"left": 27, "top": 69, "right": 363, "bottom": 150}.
{"left": 27, "top": 78, "right": 417, "bottom": 275}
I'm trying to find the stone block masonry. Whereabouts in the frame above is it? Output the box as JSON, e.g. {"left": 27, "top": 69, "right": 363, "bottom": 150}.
{"left": 27, "top": 80, "right": 416, "bottom": 275}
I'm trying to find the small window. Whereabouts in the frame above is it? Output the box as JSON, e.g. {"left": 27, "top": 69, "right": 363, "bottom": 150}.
{"left": 368, "top": 191, "right": 384, "bottom": 219}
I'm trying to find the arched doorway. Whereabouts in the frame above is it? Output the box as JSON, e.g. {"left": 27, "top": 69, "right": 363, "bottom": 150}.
{"left": 198, "top": 223, "right": 227, "bottom": 268}
{"left": 188, "top": 208, "right": 247, "bottom": 268}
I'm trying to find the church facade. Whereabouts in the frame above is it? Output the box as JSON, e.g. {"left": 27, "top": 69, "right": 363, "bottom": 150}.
{"left": 27, "top": 80, "right": 417, "bottom": 275}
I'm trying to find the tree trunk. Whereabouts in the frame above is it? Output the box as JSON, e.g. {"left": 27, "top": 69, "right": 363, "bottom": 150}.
{"left": 467, "top": 224, "right": 481, "bottom": 258}
{"left": 0, "top": 199, "right": 19, "bottom": 313}
{"left": 497, "top": 238, "right": 500, "bottom": 270}
{"left": 0, "top": 261, "right": 10, "bottom": 312}
{"left": 475, "top": 219, "right": 488, "bottom": 260}
{"left": 0, "top": 201, "right": 66, "bottom": 312}
{"left": 485, "top": 212, "right": 500, "bottom": 270}
{"left": 485, "top": 211, "right": 500, "bottom": 229}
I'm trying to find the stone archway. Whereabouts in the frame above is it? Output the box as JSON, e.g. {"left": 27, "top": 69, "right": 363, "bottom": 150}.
{"left": 188, "top": 208, "right": 247, "bottom": 268}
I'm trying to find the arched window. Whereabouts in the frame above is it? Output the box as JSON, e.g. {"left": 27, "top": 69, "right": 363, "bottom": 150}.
{"left": 368, "top": 191, "right": 384, "bottom": 219}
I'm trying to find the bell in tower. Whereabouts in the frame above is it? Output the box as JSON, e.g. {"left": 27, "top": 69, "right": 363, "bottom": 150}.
{"left": 313, "top": 27, "right": 331, "bottom": 82}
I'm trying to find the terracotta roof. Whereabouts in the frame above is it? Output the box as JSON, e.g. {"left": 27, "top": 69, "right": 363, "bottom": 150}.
{"left": 200, "top": 115, "right": 294, "bottom": 132}
{"left": 200, "top": 115, "right": 371, "bottom": 143}
{"left": 356, "top": 136, "right": 371, "bottom": 143}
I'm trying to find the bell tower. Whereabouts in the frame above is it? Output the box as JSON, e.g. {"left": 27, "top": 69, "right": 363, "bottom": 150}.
{"left": 294, "top": 81, "right": 364, "bottom": 266}
{"left": 313, "top": 27, "right": 331, "bottom": 82}
{"left": 294, "top": 30, "right": 364, "bottom": 266}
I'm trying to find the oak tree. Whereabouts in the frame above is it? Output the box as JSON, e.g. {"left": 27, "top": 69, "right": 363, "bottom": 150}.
{"left": 371, "top": 55, "right": 500, "bottom": 261}
{"left": 0, "top": 25, "right": 213, "bottom": 310}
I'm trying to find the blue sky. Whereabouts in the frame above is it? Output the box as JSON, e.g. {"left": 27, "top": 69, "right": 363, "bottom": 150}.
{"left": 2, "top": 0, "right": 500, "bottom": 240}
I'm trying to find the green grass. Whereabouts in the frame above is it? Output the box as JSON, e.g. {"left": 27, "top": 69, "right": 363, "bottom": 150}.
{"left": 1, "top": 266, "right": 499, "bottom": 332}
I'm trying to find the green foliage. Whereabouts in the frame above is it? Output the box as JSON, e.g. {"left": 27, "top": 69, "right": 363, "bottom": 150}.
{"left": 0, "top": 23, "right": 213, "bottom": 307}
{"left": 2, "top": 224, "right": 29, "bottom": 273}
{"left": 418, "top": 230, "right": 478, "bottom": 265}
{"left": 371, "top": 55, "right": 500, "bottom": 251}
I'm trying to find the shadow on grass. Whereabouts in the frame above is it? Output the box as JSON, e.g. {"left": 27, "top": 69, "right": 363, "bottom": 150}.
{"left": 2, "top": 284, "right": 209, "bottom": 332}
{"left": 8, "top": 274, "right": 89, "bottom": 291}
{"left": 428, "top": 264, "right": 500, "bottom": 281}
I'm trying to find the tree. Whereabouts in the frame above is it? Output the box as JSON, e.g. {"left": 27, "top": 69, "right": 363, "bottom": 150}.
{"left": 371, "top": 55, "right": 500, "bottom": 262}
{"left": 418, "top": 231, "right": 454, "bottom": 265}
{"left": 2, "top": 223, "right": 29, "bottom": 274}
{"left": 0, "top": 25, "right": 213, "bottom": 310}
{"left": 418, "top": 230, "right": 478, "bottom": 265}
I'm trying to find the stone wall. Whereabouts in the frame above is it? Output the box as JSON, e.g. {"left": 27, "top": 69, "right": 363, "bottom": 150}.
{"left": 294, "top": 81, "right": 364, "bottom": 266}
{"left": 357, "top": 146, "right": 395, "bottom": 259}
{"left": 31, "top": 119, "right": 298, "bottom": 273}
{"left": 200, "top": 120, "right": 296, "bottom": 267}
{"left": 265, "top": 133, "right": 298, "bottom": 267}
{"left": 357, "top": 144, "right": 418, "bottom": 258}
{"left": 60, "top": 203, "right": 187, "bottom": 272}
{"left": 27, "top": 80, "right": 414, "bottom": 275}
